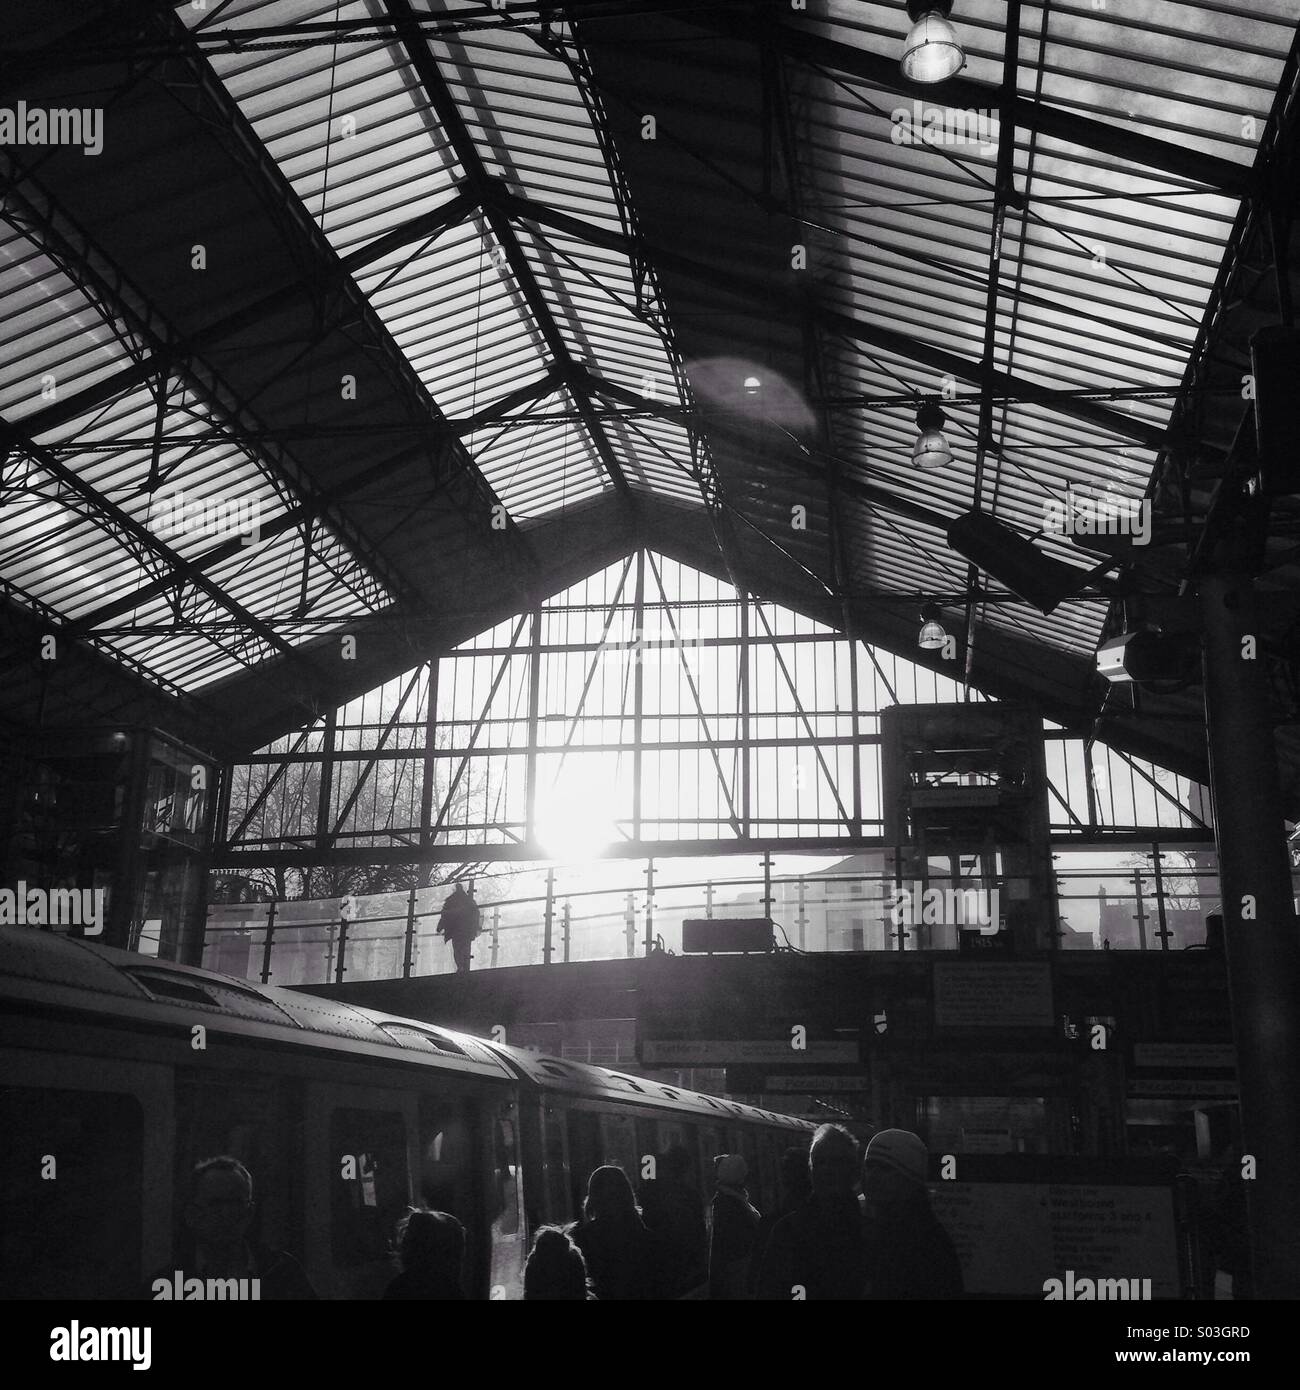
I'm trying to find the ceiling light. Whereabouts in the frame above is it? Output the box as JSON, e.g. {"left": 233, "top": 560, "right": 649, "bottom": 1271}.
{"left": 901, "top": 1, "right": 965, "bottom": 85}
{"left": 743, "top": 375, "right": 762, "bottom": 395}
{"left": 912, "top": 400, "right": 953, "bottom": 470}
{"left": 919, "top": 602, "right": 947, "bottom": 650}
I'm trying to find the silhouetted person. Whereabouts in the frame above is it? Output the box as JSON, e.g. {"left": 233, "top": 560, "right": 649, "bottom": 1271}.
{"left": 757, "top": 1124, "right": 868, "bottom": 1300}
{"left": 751, "top": 1145, "right": 813, "bottom": 1292}
{"left": 861, "top": 1130, "right": 962, "bottom": 1299}
{"left": 640, "top": 1145, "right": 708, "bottom": 1295}
{"left": 709, "top": 1154, "right": 761, "bottom": 1299}
{"left": 437, "top": 883, "right": 477, "bottom": 973}
{"left": 148, "top": 1156, "right": 316, "bottom": 1299}
{"left": 382, "top": 1210, "right": 466, "bottom": 1300}
{"left": 570, "top": 1166, "right": 672, "bottom": 1300}
{"left": 524, "top": 1226, "right": 594, "bottom": 1300}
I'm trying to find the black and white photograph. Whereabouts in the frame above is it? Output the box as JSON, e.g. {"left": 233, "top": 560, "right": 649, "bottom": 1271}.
{"left": 1, "top": 0, "right": 1296, "bottom": 1369}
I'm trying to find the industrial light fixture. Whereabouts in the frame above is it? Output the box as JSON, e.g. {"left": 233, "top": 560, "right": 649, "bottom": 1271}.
{"left": 912, "top": 400, "right": 953, "bottom": 470}
{"left": 743, "top": 375, "right": 762, "bottom": 395}
{"left": 919, "top": 602, "right": 947, "bottom": 650}
{"left": 901, "top": 0, "right": 965, "bottom": 85}
{"left": 1096, "top": 629, "right": 1197, "bottom": 685}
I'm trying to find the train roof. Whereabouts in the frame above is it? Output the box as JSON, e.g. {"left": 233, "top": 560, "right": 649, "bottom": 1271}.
{"left": 0, "top": 926, "right": 513, "bottom": 1079}
{"left": 0, "top": 928, "right": 815, "bottom": 1130}
{"left": 489, "top": 1045, "right": 815, "bottom": 1132}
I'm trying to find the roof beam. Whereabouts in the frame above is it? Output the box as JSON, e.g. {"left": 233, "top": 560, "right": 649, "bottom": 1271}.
{"left": 498, "top": 187, "right": 1166, "bottom": 450}
{"left": 675, "top": 8, "right": 1253, "bottom": 197}
{"left": 585, "top": 368, "right": 952, "bottom": 532}
{"left": 0, "top": 417, "right": 324, "bottom": 678}
{"left": 384, "top": 0, "right": 632, "bottom": 500}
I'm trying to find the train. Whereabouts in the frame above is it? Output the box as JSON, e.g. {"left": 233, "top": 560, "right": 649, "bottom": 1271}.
{"left": 0, "top": 925, "right": 815, "bottom": 1299}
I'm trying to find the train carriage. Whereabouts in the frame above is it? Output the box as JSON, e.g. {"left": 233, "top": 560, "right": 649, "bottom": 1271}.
{"left": 0, "top": 927, "right": 813, "bottom": 1300}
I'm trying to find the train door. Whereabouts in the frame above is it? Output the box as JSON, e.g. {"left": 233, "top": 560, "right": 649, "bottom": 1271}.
{"left": 566, "top": 1106, "right": 602, "bottom": 1216}
{"left": 306, "top": 1081, "right": 416, "bottom": 1299}
{"left": 484, "top": 1093, "right": 526, "bottom": 1300}
{"left": 541, "top": 1102, "right": 572, "bottom": 1225}
{"left": 0, "top": 1049, "right": 172, "bottom": 1298}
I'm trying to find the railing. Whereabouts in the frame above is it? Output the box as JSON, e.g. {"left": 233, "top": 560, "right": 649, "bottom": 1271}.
{"left": 198, "top": 843, "right": 1264, "bottom": 988}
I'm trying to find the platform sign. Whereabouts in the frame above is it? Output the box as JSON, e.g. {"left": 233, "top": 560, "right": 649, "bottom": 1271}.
{"left": 930, "top": 1182, "right": 1180, "bottom": 1297}
{"left": 763, "top": 1074, "right": 869, "bottom": 1093}
{"left": 1128, "top": 1078, "right": 1238, "bottom": 1098}
{"left": 641, "top": 1038, "right": 859, "bottom": 1065}
{"left": 1132, "top": 1043, "right": 1236, "bottom": 1070}
{"left": 933, "top": 961, "right": 1054, "bottom": 1029}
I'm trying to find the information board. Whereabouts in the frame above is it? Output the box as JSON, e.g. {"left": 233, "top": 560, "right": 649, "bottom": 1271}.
{"left": 930, "top": 1182, "right": 1180, "bottom": 1297}
{"left": 932, "top": 962, "right": 1054, "bottom": 1028}
{"left": 641, "top": 1038, "right": 859, "bottom": 1065}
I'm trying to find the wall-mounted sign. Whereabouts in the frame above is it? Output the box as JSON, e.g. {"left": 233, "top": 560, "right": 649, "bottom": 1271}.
{"left": 931, "top": 1182, "right": 1180, "bottom": 1297}
{"left": 1128, "top": 1078, "right": 1238, "bottom": 1098}
{"left": 1132, "top": 1043, "right": 1236, "bottom": 1070}
{"left": 764, "top": 1074, "right": 869, "bottom": 1093}
{"left": 641, "top": 1039, "right": 859, "bottom": 1065}
{"left": 933, "top": 962, "right": 1054, "bottom": 1029}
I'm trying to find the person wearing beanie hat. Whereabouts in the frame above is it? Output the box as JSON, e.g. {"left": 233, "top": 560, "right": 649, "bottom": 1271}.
{"left": 865, "top": 1129, "right": 929, "bottom": 1186}
{"left": 709, "top": 1154, "right": 762, "bottom": 1299}
{"left": 862, "top": 1130, "right": 963, "bottom": 1299}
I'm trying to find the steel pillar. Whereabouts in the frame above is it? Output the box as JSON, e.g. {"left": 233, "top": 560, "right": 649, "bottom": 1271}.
{"left": 1199, "top": 573, "right": 1300, "bottom": 1299}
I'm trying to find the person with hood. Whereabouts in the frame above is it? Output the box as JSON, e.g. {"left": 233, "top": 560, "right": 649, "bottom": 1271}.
{"left": 708, "top": 1153, "right": 762, "bottom": 1299}
{"left": 861, "top": 1129, "right": 963, "bottom": 1299}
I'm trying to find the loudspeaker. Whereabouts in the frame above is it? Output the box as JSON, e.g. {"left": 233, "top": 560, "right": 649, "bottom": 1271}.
{"left": 1250, "top": 326, "right": 1300, "bottom": 497}
{"left": 680, "top": 918, "right": 773, "bottom": 953}
{"left": 946, "top": 510, "right": 1085, "bottom": 615}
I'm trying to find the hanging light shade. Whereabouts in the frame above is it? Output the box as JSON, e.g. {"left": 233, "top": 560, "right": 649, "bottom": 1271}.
{"left": 743, "top": 375, "right": 762, "bottom": 395}
{"left": 901, "top": 1, "right": 965, "bottom": 85}
{"left": 912, "top": 400, "right": 953, "bottom": 470}
{"left": 918, "top": 602, "right": 947, "bottom": 650}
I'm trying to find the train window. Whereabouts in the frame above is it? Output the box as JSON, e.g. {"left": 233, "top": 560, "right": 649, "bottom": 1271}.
{"left": 378, "top": 1024, "right": 465, "bottom": 1057}
{"left": 487, "top": 1101, "right": 525, "bottom": 1300}
{"left": 634, "top": 1118, "right": 659, "bottom": 1177}
{"left": 697, "top": 1124, "right": 724, "bottom": 1188}
{"left": 329, "top": 1108, "right": 409, "bottom": 1287}
{"left": 174, "top": 1071, "right": 297, "bottom": 1262}
{"left": 0, "top": 1087, "right": 143, "bottom": 1298}
{"left": 600, "top": 1111, "right": 639, "bottom": 1181}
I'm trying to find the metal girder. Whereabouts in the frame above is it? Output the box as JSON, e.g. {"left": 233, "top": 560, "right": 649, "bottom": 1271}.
{"left": 212, "top": 827, "right": 1214, "bottom": 868}
{"left": 339, "top": 186, "right": 479, "bottom": 276}
{"left": 496, "top": 187, "right": 1167, "bottom": 450}
{"left": 963, "top": 0, "right": 1024, "bottom": 693}
{"left": 325, "top": 666, "right": 424, "bottom": 846}
{"left": 0, "top": 419, "right": 319, "bottom": 676}
{"left": 646, "top": 550, "right": 742, "bottom": 832}
{"left": 674, "top": 7, "right": 1253, "bottom": 198}
{"left": 383, "top": 0, "right": 632, "bottom": 500}
{"left": 585, "top": 368, "right": 955, "bottom": 532}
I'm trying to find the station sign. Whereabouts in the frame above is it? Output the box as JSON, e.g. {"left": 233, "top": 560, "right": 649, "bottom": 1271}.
{"left": 1131, "top": 1043, "right": 1236, "bottom": 1069}
{"left": 641, "top": 1038, "right": 859, "bottom": 1065}
{"left": 1127, "top": 1078, "right": 1238, "bottom": 1098}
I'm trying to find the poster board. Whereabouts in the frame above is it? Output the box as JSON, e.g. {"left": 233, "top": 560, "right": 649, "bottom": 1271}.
{"left": 930, "top": 1181, "right": 1181, "bottom": 1297}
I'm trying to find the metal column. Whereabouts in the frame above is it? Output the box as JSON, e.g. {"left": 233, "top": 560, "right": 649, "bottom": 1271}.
{"left": 1200, "top": 573, "right": 1300, "bottom": 1298}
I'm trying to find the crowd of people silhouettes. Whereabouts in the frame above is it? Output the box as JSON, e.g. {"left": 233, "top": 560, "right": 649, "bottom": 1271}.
{"left": 157, "top": 1125, "right": 961, "bottom": 1300}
